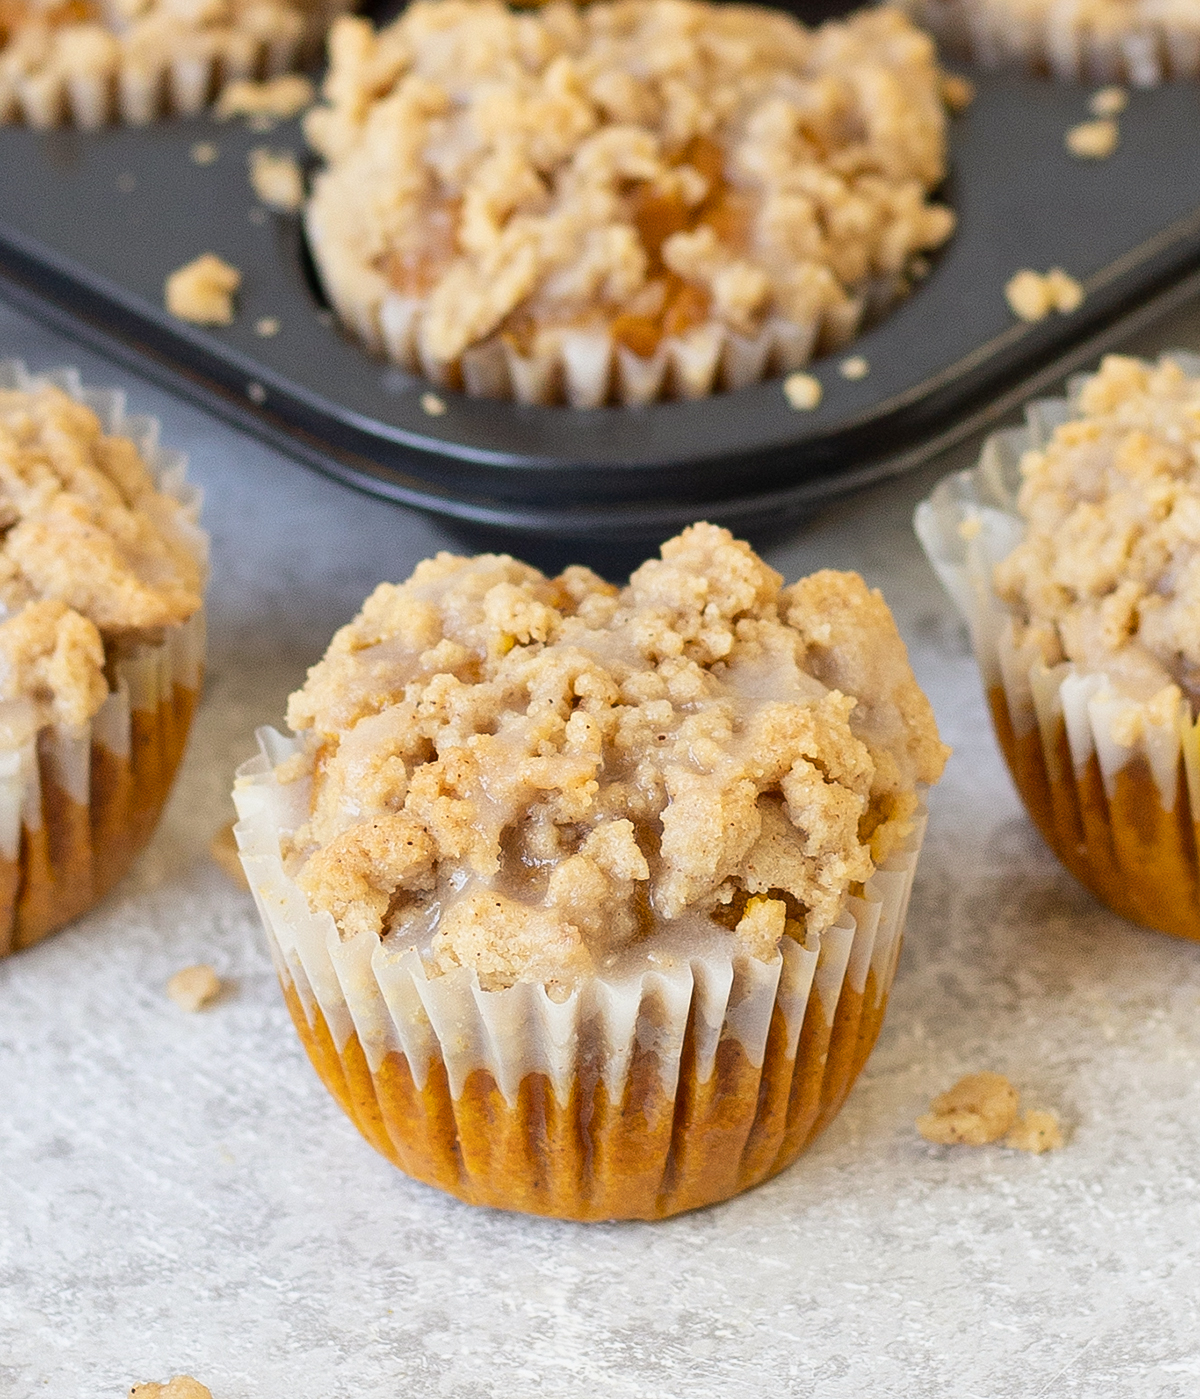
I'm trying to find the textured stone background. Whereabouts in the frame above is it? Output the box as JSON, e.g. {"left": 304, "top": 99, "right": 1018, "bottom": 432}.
{"left": 2, "top": 295, "right": 1200, "bottom": 1399}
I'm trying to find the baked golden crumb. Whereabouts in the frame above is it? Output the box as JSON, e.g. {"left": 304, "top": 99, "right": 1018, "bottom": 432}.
{"left": 995, "top": 354, "right": 1200, "bottom": 709}
{"left": 1090, "top": 86, "right": 1128, "bottom": 117}
{"left": 216, "top": 73, "right": 316, "bottom": 122}
{"left": 1066, "top": 117, "right": 1118, "bottom": 159}
{"left": 165, "top": 253, "right": 241, "bottom": 326}
{"left": 1005, "top": 267, "right": 1083, "bottom": 323}
{"left": 281, "top": 523, "right": 946, "bottom": 990}
{"left": 304, "top": 0, "right": 956, "bottom": 404}
{"left": 918, "top": 1073, "right": 1063, "bottom": 1152}
{"left": 840, "top": 355, "right": 869, "bottom": 380}
{"left": 167, "top": 964, "right": 223, "bottom": 1011}
{"left": 783, "top": 371, "right": 822, "bottom": 410}
{"left": 248, "top": 147, "right": 305, "bottom": 211}
{"left": 130, "top": 1378, "right": 213, "bottom": 1399}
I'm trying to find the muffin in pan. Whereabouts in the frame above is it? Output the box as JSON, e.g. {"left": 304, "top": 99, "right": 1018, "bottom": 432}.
{"left": 0, "top": 361, "right": 206, "bottom": 955}
{"left": 234, "top": 524, "right": 946, "bottom": 1219}
{"left": 0, "top": 0, "right": 346, "bottom": 128}
{"left": 899, "top": 0, "right": 1200, "bottom": 85}
{"left": 303, "top": 0, "right": 957, "bottom": 407}
{"left": 916, "top": 352, "right": 1200, "bottom": 941}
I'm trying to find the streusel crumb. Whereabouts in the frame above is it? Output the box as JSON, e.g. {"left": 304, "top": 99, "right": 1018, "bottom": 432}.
{"left": 282, "top": 524, "right": 945, "bottom": 990}
{"left": 1005, "top": 267, "right": 1082, "bottom": 322}
{"left": 995, "top": 354, "right": 1200, "bottom": 708}
{"left": 167, "top": 964, "right": 223, "bottom": 1011}
{"left": 1005, "top": 1109, "right": 1064, "bottom": 1154}
{"left": 0, "top": 383, "right": 204, "bottom": 727}
{"left": 130, "top": 1378, "right": 213, "bottom": 1399}
{"left": 1066, "top": 117, "right": 1118, "bottom": 159}
{"left": 165, "top": 253, "right": 241, "bottom": 326}
{"left": 916, "top": 1071, "right": 1019, "bottom": 1145}
{"left": 249, "top": 147, "right": 305, "bottom": 211}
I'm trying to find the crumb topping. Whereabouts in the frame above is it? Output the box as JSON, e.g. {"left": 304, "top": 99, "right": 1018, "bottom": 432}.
{"left": 917, "top": 1072, "right": 1063, "bottom": 1153}
{"left": 282, "top": 523, "right": 945, "bottom": 991}
{"left": 0, "top": 383, "right": 204, "bottom": 728}
{"left": 995, "top": 354, "right": 1200, "bottom": 709}
{"left": 305, "top": 0, "right": 955, "bottom": 369}
{"left": 165, "top": 252, "right": 241, "bottom": 325}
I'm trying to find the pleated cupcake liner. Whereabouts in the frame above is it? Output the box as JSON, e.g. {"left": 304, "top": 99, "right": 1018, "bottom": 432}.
{"left": 0, "top": 4, "right": 341, "bottom": 129}
{"left": 915, "top": 349, "right": 1200, "bottom": 940}
{"left": 901, "top": 0, "right": 1200, "bottom": 84}
{"left": 306, "top": 203, "right": 903, "bottom": 407}
{"left": 234, "top": 725, "right": 927, "bottom": 1219}
{"left": 0, "top": 360, "right": 208, "bottom": 954}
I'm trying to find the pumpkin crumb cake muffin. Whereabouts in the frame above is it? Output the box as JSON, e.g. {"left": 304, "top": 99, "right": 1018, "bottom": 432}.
{"left": 303, "top": 0, "right": 956, "bottom": 406}
{"left": 0, "top": 366, "right": 206, "bottom": 956}
{"left": 235, "top": 524, "right": 946, "bottom": 1219}
{"left": 0, "top": 0, "right": 343, "bottom": 128}
{"left": 917, "top": 352, "right": 1200, "bottom": 942}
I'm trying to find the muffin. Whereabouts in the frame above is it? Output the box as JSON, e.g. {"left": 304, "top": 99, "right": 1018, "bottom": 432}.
{"left": 899, "top": 0, "right": 1200, "bottom": 84}
{"left": 303, "top": 0, "right": 957, "bottom": 406}
{"left": 234, "top": 524, "right": 946, "bottom": 1219}
{"left": 0, "top": 364, "right": 206, "bottom": 955}
{"left": 0, "top": 0, "right": 346, "bottom": 128}
{"left": 916, "top": 351, "right": 1200, "bottom": 941}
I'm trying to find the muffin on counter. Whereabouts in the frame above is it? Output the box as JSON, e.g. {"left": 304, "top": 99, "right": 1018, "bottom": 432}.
{"left": 234, "top": 524, "right": 946, "bottom": 1219}
{"left": 0, "top": 366, "right": 206, "bottom": 955}
{"left": 303, "top": 0, "right": 956, "bottom": 406}
{"left": 0, "top": 0, "right": 345, "bottom": 128}
{"left": 917, "top": 352, "right": 1200, "bottom": 941}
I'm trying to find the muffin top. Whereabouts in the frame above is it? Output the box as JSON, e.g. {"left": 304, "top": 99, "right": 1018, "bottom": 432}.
{"left": 305, "top": 0, "right": 955, "bottom": 368}
{"left": 282, "top": 524, "right": 946, "bottom": 991}
{"left": 0, "top": 384, "right": 205, "bottom": 730}
{"left": 995, "top": 354, "right": 1200, "bottom": 711}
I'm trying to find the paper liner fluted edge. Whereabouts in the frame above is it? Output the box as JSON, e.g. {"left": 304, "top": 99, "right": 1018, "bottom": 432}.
{"left": 233, "top": 726, "right": 927, "bottom": 1216}
{"left": 914, "top": 348, "right": 1200, "bottom": 940}
{"left": 0, "top": 360, "right": 208, "bottom": 954}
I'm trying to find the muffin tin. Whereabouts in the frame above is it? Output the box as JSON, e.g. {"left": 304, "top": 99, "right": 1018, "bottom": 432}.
{"left": 1, "top": 34, "right": 1199, "bottom": 550}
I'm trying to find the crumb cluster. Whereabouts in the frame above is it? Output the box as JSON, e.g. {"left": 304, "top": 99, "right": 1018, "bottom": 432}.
{"left": 0, "top": 384, "right": 204, "bottom": 729}
{"left": 166, "top": 253, "right": 241, "bottom": 325}
{"left": 1004, "top": 267, "right": 1083, "bottom": 323}
{"left": 917, "top": 1072, "right": 1063, "bottom": 1153}
{"left": 281, "top": 523, "right": 946, "bottom": 991}
{"left": 304, "top": 0, "right": 955, "bottom": 387}
{"left": 995, "top": 354, "right": 1200, "bottom": 710}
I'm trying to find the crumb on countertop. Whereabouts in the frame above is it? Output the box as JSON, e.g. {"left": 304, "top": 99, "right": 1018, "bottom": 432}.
{"left": 1005, "top": 267, "right": 1083, "bottom": 323}
{"left": 130, "top": 1379, "right": 213, "bottom": 1399}
{"left": 210, "top": 823, "right": 250, "bottom": 890}
{"left": 1066, "top": 117, "right": 1118, "bottom": 159}
{"left": 165, "top": 253, "right": 241, "bottom": 326}
{"left": 1090, "top": 85, "right": 1128, "bottom": 117}
{"left": 248, "top": 147, "right": 305, "bottom": 212}
{"left": 917, "top": 1072, "right": 1063, "bottom": 1152}
{"left": 216, "top": 74, "right": 315, "bottom": 122}
{"left": 167, "top": 964, "right": 223, "bottom": 1012}
{"left": 783, "top": 372, "right": 822, "bottom": 411}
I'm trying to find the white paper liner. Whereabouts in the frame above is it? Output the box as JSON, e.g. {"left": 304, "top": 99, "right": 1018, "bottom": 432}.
{"left": 306, "top": 200, "right": 909, "bottom": 406}
{"left": 915, "top": 348, "right": 1200, "bottom": 810}
{"left": 900, "top": 0, "right": 1200, "bottom": 82}
{"left": 0, "top": 2, "right": 347, "bottom": 128}
{"left": 234, "top": 727, "right": 927, "bottom": 1110}
{"left": 0, "top": 360, "right": 208, "bottom": 934}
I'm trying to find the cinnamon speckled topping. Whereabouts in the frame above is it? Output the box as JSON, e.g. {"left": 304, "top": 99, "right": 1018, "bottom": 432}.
{"left": 282, "top": 524, "right": 945, "bottom": 991}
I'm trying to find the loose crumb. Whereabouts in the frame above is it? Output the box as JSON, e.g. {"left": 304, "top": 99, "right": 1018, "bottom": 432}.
{"left": 216, "top": 74, "right": 315, "bottom": 123}
{"left": 1005, "top": 267, "right": 1083, "bottom": 322}
{"left": 130, "top": 1379, "right": 213, "bottom": 1399}
{"left": 210, "top": 823, "right": 249, "bottom": 890}
{"left": 840, "top": 356, "right": 869, "bottom": 381}
{"left": 165, "top": 253, "right": 240, "bottom": 326}
{"left": 166, "top": 964, "right": 222, "bottom": 1012}
{"left": 1066, "top": 118, "right": 1118, "bottom": 159}
{"left": 190, "top": 141, "right": 219, "bottom": 166}
{"left": 942, "top": 73, "right": 974, "bottom": 112}
{"left": 248, "top": 147, "right": 304, "bottom": 212}
{"left": 1090, "top": 85, "right": 1128, "bottom": 117}
{"left": 420, "top": 391, "right": 447, "bottom": 416}
{"left": 255, "top": 316, "right": 280, "bottom": 338}
{"left": 1005, "top": 1109, "right": 1065, "bottom": 1154}
{"left": 917, "top": 1071, "right": 1019, "bottom": 1145}
{"left": 783, "top": 372, "right": 822, "bottom": 411}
